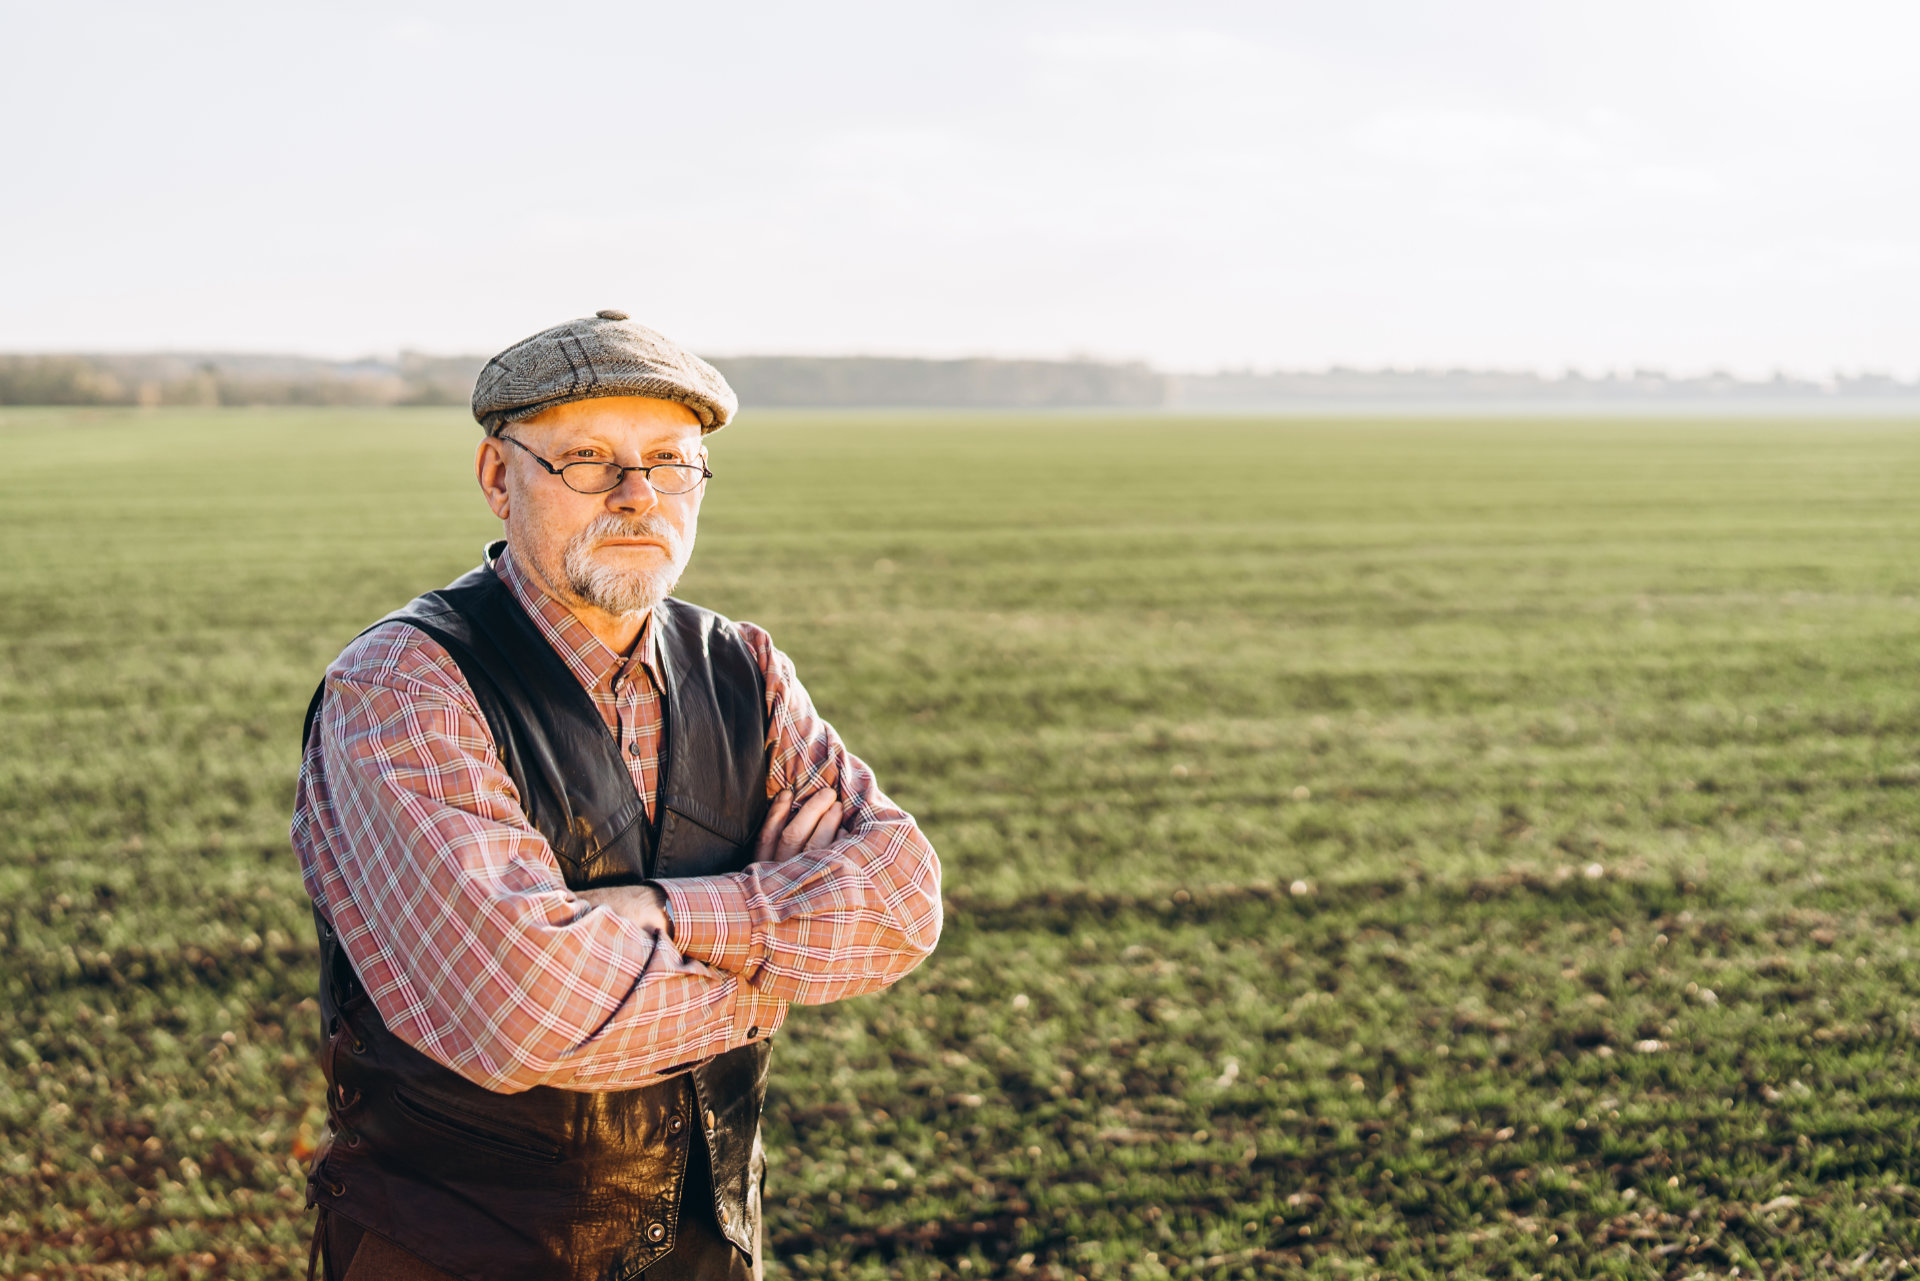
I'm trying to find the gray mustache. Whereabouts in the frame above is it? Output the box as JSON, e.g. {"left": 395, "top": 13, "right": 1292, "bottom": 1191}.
{"left": 577, "top": 514, "right": 684, "bottom": 555}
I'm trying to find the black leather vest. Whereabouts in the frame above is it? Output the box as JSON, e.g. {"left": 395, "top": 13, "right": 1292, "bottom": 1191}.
{"left": 303, "top": 546, "right": 773, "bottom": 1279}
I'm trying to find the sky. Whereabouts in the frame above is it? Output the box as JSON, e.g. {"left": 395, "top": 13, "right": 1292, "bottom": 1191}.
{"left": 4, "top": 0, "right": 1916, "bottom": 375}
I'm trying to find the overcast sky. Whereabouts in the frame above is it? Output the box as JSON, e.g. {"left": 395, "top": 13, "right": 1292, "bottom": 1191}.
{"left": 5, "top": 1, "right": 1915, "bottom": 375}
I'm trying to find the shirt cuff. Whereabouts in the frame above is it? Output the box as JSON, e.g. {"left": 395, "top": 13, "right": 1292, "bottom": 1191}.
{"left": 657, "top": 874, "right": 759, "bottom": 977}
{"left": 731, "top": 984, "right": 787, "bottom": 1046}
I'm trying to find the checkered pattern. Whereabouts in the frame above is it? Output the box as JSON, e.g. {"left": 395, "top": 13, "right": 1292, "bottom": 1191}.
{"left": 291, "top": 547, "right": 942, "bottom": 1094}
{"left": 471, "top": 310, "right": 737, "bottom": 434}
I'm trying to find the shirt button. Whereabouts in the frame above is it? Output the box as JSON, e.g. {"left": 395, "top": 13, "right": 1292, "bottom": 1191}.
{"left": 629, "top": 741, "right": 642, "bottom": 756}
{"left": 747, "top": 1025, "right": 759, "bottom": 1039}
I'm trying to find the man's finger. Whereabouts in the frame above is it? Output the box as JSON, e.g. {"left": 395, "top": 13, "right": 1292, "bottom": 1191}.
{"left": 776, "top": 790, "right": 838, "bottom": 860}
{"left": 754, "top": 789, "right": 794, "bottom": 862}
{"left": 777, "top": 790, "right": 837, "bottom": 858}
{"left": 802, "top": 801, "right": 845, "bottom": 852}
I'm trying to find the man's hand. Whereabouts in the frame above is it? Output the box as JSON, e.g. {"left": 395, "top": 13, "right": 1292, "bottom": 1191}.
{"left": 574, "top": 883, "right": 672, "bottom": 937}
{"left": 753, "top": 788, "right": 848, "bottom": 864}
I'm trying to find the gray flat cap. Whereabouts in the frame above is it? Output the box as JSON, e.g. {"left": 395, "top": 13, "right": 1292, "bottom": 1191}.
{"left": 471, "top": 309, "right": 737, "bottom": 434}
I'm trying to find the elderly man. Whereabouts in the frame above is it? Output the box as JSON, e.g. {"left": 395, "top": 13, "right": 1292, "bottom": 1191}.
{"left": 291, "top": 311, "right": 942, "bottom": 1280}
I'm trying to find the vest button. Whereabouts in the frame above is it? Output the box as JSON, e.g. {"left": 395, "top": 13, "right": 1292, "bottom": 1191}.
{"left": 704, "top": 1109, "right": 716, "bottom": 1132}
{"left": 646, "top": 1222, "right": 666, "bottom": 1242}
{"left": 668, "top": 1115, "right": 684, "bottom": 1134}
{"left": 718, "top": 1207, "right": 729, "bottom": 1227}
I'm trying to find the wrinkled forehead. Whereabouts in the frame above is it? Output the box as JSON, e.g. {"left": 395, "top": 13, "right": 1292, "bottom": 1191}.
{"left": 517, "top": 395, "right": 706, "bottom": 452}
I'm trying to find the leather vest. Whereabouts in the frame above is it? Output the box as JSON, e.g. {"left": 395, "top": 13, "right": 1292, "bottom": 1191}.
{"left": 303, "top": 545, "right": 774, "bottom": 1279}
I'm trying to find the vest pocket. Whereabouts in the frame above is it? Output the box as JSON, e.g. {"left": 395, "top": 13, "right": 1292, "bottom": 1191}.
{"left": 390, "top": 1088, "right": 565, "bottom": 1165}
{"left": 652, "top": 805, "right": 754, "bottom": 879}
{"left": 661, "top": 796, "right": 752, "bottom": 850}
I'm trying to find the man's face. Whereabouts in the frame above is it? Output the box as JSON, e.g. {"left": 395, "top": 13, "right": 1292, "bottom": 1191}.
{"left": 476, "top": 395, "right": 708, "bottom": 623}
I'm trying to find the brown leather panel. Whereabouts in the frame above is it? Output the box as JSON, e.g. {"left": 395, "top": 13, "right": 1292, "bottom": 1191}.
{"left": 644, "top": 1125, "right": 756, "bottom": 1281}
{"left": 315, "top": 1157, "right": 754, "bottom": 1281}
{"left": 323, "top": 1214, "right": 461, "bottom": 1281}
{"left": 342, "top": 1230, "right": 464, "bottom": 1281}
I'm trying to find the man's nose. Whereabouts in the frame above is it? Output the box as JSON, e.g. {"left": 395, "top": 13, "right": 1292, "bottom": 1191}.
{"left": 605, "top": 467, "right": 661, "bottom": 514}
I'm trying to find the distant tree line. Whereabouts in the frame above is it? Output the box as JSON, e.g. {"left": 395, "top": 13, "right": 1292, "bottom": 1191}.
{"left": 1169, "top": 366, "right": 1920, "bottom": 405}
{"left": 0, "top": 353, "right": 478, "bottom": 409}
{"left": 3, "top": 352, "right": 1915, "bottom": 409}
{"left": 709, "top": 356, "right": 1166, "bottom": 407}
{"left": 0, "top": 352, "right": 1168, "bottom": 410}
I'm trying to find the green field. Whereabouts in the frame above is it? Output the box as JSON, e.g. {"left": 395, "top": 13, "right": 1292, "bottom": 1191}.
{"left": 7, "top": 405, "right": 1920, "bottom": 1280}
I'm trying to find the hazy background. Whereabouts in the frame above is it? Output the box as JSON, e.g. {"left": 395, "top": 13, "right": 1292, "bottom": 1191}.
{"left": 6, "top": 0, "right": 1917, "bottom": 377}
{"left": 13, "top": 6, "right": 1920, "bottom": 1276}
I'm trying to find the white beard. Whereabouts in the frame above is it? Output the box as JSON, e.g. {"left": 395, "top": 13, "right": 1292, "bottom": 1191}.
{"left": 561, "top": 513, "right": 692, "bottom": 617}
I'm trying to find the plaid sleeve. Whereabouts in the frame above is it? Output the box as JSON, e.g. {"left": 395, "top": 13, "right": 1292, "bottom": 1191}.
{"left": 293, "top": 622, "right": 787, "bottom": 1094}
{"left": 658, "top": 622, "right": 943, "bottom": 1004}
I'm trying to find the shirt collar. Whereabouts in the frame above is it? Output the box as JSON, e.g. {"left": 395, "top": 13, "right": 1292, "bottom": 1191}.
{"left": 494, "top": 543, "right": 660, "bottom": 695}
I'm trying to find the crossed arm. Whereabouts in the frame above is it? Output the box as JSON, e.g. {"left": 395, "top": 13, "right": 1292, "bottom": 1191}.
{"left": 575, "top": 788, "right": 851, "bottom": 934}
{"left": 291, "top": 621, "right": 942, "bottom": 1094}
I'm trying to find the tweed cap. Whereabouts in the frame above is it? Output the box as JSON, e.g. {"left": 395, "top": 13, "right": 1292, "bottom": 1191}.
{"left": 471, "top": 309, "right": 737, "bottom": 434}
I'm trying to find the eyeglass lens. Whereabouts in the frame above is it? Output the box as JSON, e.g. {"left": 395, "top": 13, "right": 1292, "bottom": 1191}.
{"left": 561, "top": 462, "right": 707, "bottom": 495}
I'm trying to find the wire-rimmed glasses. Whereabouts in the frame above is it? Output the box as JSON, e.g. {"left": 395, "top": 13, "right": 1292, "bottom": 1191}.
{"left": 498, "top": 433, "right": 711, "bottom": 495}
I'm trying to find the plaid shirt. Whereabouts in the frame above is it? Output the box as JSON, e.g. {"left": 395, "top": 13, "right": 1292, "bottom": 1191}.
{"left": 291, "top": 547, "right": 942, "bottom": 1093}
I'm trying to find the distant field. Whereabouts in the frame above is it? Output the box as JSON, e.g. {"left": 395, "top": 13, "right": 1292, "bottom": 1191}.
{"left": 7, "top": 405, "right": 1920, "bottom": 1280}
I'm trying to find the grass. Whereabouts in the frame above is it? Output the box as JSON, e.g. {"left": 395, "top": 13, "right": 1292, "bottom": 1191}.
{"left": 5, "top": 404, "right": 1920, "bottom": 1279}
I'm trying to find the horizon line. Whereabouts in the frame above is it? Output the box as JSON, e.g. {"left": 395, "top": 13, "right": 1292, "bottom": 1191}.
{"left": 5, "top": 348, "right": 1920, "bottom": 385}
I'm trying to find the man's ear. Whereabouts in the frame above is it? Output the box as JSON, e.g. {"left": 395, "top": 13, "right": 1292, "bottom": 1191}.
{"left": 476, "top": 436, "right": 511, "bottom": 521}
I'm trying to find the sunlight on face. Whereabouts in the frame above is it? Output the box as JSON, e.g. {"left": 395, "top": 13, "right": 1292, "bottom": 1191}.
{"left": 488, "top": 396, "right": 708, "bottom": 626}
